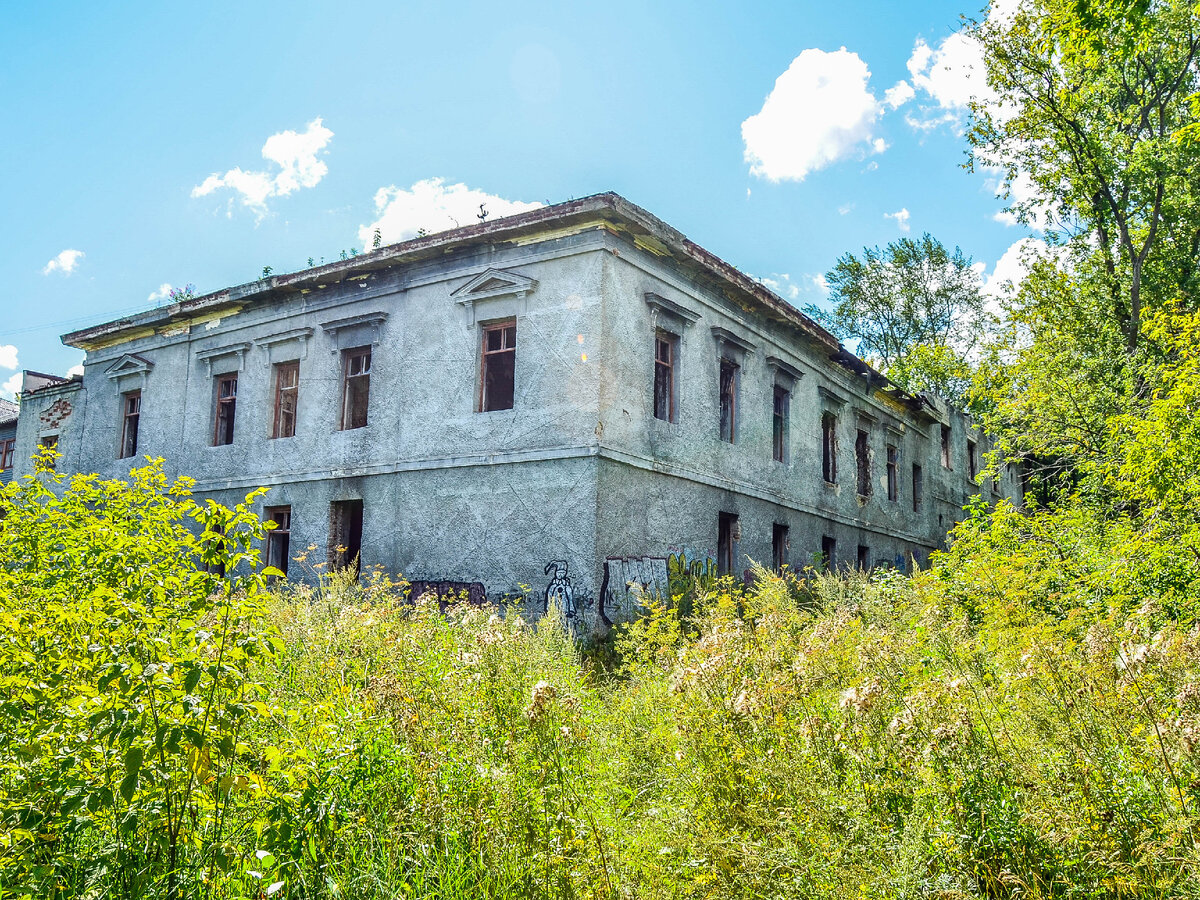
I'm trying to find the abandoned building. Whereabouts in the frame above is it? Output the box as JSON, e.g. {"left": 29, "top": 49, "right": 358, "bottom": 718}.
{"left": 10, "top": 193, "right": 1020, "bottom": 628}
{"left": 0, "top": 399, "right": 17, "bottom": 486}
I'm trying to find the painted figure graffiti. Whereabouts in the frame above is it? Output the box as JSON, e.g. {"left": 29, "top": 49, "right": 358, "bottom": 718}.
{"left": 543, "top": 560, "right": 575, "bottom": 618}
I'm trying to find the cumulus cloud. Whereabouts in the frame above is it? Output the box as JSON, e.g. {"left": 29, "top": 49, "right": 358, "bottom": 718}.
{"left": 43, "top": 249, "right": 84, "bottom": 276}
{"left": 358, "top": 178, "right": 543, "bottom": 245}
{"left": 884, "top": 80, "right": 915, "bottom": 109}
{"left": 884, "top": 208, "right": 912, "bottom": 232}
{"left": 148, "top": 283, "right": 173, "bottom": 302}
{"left": 1, "top": 373, "right": 20, "bottom": 400}
{"left": 0, "top": 345, "right": 16, "bottom": 370}
{"left": 192, "top": 118, "right": 333, "bottom": 219}
{"left": 742, "top": 48, "right": 889, "bottom": 182}
{"left": 759, "top": 272, "right": 830, "bottom": 303}
{"left": 981, "top": 237, "right": 1052, "bottom": 316}
{"left": 67, "top": 363, "right": 84, "bottom": 377}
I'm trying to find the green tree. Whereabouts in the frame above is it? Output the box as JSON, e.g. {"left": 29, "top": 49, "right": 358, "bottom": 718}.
{"left": 805, "top": 233, "right": 986, "bottom": 403}
{"left": 968, "top": 0, "right": 1200, "bottom": 352}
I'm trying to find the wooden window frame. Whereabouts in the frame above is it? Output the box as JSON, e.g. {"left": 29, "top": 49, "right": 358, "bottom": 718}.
{"left": 886, "top": 444, "right": 899, "bottom": 502}
{"left": 718, "top": 358, "right": 738, "bottom": 443}
{"left": 340, "top": 347, "right": 371, "bottom": 430}
{"left": 264, "top": 505, "right": 292, "bottom": 580}
{"left": 821, "top": 412, "right": 838, "bottom": 484}
{"left": 119, "top": 390, "right": 141, "bottom": 459}
{"left": 772, "top": 385, "right": 789, "bottom": 463}
{"left": 718, "top": 512, "right": 738, "bottom": 577}
{"left": 272, "top": 360, "right": 300, "bottom": 439}
{"left": 772, "top": 522, "right": 789, "bottom": 572}
{"left": 0, "top": 438, "right": 14, "bottom": 471}
{"left": 212, "top": 374, "right": 238, "bottom": 446}
{"left": 653, "top": 330, "right": 678, "bottom": 423}
{"left": 855, "top": 428, "right": 871, "bottom": 497}
{"left": 479, "top": 320, "right": 517, "bottom": 412}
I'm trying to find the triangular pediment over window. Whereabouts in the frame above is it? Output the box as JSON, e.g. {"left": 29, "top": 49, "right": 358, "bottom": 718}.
{"left": 451, "top": 267, "right": 538, "bottom": 305}
{"left": 104, "top": 353, "right": 154, "bottom": 380}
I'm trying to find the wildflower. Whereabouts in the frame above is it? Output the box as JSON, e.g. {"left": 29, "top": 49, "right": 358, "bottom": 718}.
{"left": 839, "top": 679, "right": 881, "bottom": 714}
{"left": 1116, "top": 641, "right": 1149, "bottom": 673}
{"left": 525, "top": 680, "right": 557, "bottom": 723}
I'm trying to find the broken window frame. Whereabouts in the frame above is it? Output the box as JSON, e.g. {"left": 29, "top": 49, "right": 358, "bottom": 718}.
{"left": 940, "top": 424, "right": 952, "bottom": 469}
{"left": 328, "top": 499, "right": 364, "bottom": 575}
{"left": 718, "top": 358, "right": 738, "bottom": 443}
{"left": 718, "top": 511, "right": 738, "bottom": 577}
{"left": 886, "top": 444, "right": 899, "bottom": 502}
{"left": 821, "top": 412, "right": 838, "bottom": 484}
{"left": 264, "top": 505, "right": 292, "bottom": 581}
{"left": 212, "top": 374, "right": 237, "bottom": 446}
{"left": 653, "top": 330, "right": 678, "bottom": 423}
{"left": 912, "top": 463, "right": 923, "bottom": 512}
{"left": 0, "top": 438, "right": 14, "bottom": 471}
{"left": 772, "top": 522, "right": 789, "bottom": 572}
{"left": 340, "top": 347, "right": 371, "bottom": 430}
{"left": 772, "top": 385, "right": 789, "bottom": 463}
{"left": 857, "top": 544, "right": 870, "bottom": 571}
{"left": 119, "top": 390, "right": 141, "bottom": 459}
{"left": 855, "top": 428, "right": 871, "bottom": 497}
{"left": 967, "top": 439, "right": 978, "bottom": 482}
{"left": 821, "top": 535, "right": 836, "bottom": 572}
{"left": 272, "top": 360, "right": 300, "bottom": 439}
{"left": 479, "top": 320, "right": 517, "bottom": 412}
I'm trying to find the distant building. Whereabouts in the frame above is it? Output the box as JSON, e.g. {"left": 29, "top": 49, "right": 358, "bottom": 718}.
{"left": 12, "top": 193, "right": 1020, "bottom": 629}
{"left": 0, "top": 398, "right": 17, "bottom": 485}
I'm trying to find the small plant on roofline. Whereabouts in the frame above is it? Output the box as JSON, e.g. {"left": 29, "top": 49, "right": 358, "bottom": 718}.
{"left": 372, "top": 228, "right": 382, "bottom": 249}
{"left": 167, "top": 283, "right": 196, "bottom": 303}
{"left": 262, "top": 265, "right": 273, "bottom": 278}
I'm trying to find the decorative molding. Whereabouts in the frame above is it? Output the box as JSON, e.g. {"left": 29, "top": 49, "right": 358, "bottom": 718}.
{"left": 710, "top": 326, "right": 756, "bottom": 359}
{"left": 104, "top": 353, "right": 154, "bottom": 383}
{"left": 195, "top": 342, "right": 251, "bottom": 376}
{"left": 766, "top": 355, "right": 804, "bottom": 384}
{"left": 255, "top": 326, "right": 314, "bottom": 361}
{"left": 644, "top": 292, "right": 700, "bottom": 326}
{"left": 452, "top": 267, "right": 537, "bottom": 325}
{"left": 320, "top": 312, "right": 388, "bottom": 351}
{"left": 817, "top": 385, "right": 848, "bottom": 408}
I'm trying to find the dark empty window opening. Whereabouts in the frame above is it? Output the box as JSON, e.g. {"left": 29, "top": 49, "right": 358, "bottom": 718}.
{"left": 821, "top": 412, "right": 838, "bottom": 483}
{"left": 653, "top": 331, "right": 677, "bottom": 422}
{"left": 773, "top": 385, "right": 789, "bottom": 462}
{"left": 329, "top": 499, "right": 364, "bottom": 575}
{"left": 941, "top": 424, "right": 952, "bottom": 469}
{"left": 719, "top": 358, "right": 738, "bottom": 443}
{"left": 480, "top": 321, "right": 517, "bottom": 412}
{"left": 0, "top": 438, "right": 14, "bottom": 471}
{"left": 772, "top": 522, "right": 789, "bottom": 571}
{"left": 821, "top": 535, "right": 836, "bottom": 571}
{"left": 273, "top": 361, "right": 299, "bottom": 438}
{"left": 967, "top": 440, "right": 978, "bottom": 482}
{"left": 912, "top": 463, "right": 924, "bottom": 512}
{"left": 886, "top": 444, "right": 899, "bottom": 502}
{"left": 718, "top": 512, "right": 738, "bottom": 577}
{"left": 213, "top": 375, "right": 237, "bottom": 446}
{"left": 264, "top": 505, "right": 291, "bottom": 580}
{"left": 341, "top": 348, "right": 371, "bottom": 430}
{"left": 857, "top": 544, "right": 870, "bottom": 571}
{"left": 855, "top": 429, "right": 871, "bottom": 497}
{"left": 120, "top": 390, "right": 141, "bottom": 459}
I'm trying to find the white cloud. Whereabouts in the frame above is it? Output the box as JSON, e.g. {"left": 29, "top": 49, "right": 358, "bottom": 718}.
{"left": 358, "top": 178, "right": 543, "bottom": 245}
{"left": 982, "top": 237, "right": 1051, "bottom": 312}
{"left": 838, "top": 203, "right": 854, "bottom": 215}
{"left": 67, "top": 363, "right": 84, "bottom": 377}
{"left": 884, "top": 208, "right": 911, "bottom": 232}
{"left": 148, "top": 283, "right": 173, "bottom": 302}
{"left": 760, "top": 273, "right": 802, "bottom": 301}
{"left": 43, "top": 249, "right": 84, "bottom": 276}
{"left": 192, "top": 118, "right": 333, "bottom": 219}
{"left": 810, "top": 273, "right": 830, "bottom": 294}
{"left": 0, "top": 345, "right": 16, "bottom": 370}
{"left": 742, "top": 48, "right": 887, "bottom": 182}
{"left": 1, "top": 373, "right": 20, "bottom": 400}
{"left": 884, "top": 80, "right": 915, "bottom": 109}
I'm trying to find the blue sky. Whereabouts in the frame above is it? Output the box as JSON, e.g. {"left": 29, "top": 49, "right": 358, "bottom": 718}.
{"left": 0, "top": 0, "right": 1037, "bottom": 397}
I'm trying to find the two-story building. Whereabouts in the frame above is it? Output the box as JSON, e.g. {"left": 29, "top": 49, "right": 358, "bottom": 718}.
{"left": 12, "top": 193, "right": 1019, "bottom": 629}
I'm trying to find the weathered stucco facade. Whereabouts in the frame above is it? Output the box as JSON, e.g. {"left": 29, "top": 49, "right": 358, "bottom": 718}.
{"left": 12, "top": 193, "right": 1019, "bottom": 629}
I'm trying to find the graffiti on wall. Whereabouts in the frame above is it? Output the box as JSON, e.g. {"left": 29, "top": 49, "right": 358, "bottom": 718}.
{"left": 543, "top": 560, "right": 576, "bottom": 618}
{"left": 598, "top": 556, "right": 670, "bottom": 627}
{"left": 408, "top": 580, "right": 488, "bottom": 608}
